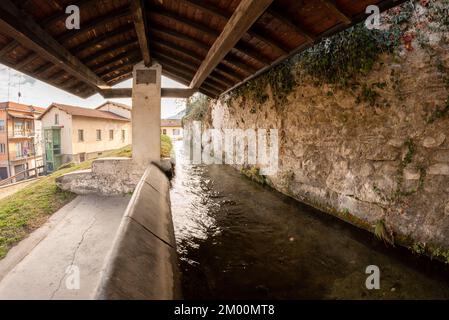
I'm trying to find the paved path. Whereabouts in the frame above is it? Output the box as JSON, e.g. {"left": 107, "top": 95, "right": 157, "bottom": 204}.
{"left": 0, "top": 178, "right": 41, "bottom": 200}
{"left": 0, "top": 195, "right": 131, "bottom": 300}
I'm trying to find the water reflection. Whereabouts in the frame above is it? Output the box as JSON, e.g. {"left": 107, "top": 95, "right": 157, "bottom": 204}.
{"left": 170, "top": 141, "right": 449, "bottom": 299}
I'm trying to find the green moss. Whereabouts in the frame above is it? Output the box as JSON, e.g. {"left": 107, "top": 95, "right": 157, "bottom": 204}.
{"left": 222, "top": 61, "right": 297, "bottom": 107}
{"left": 240, "top": 166, "right": 267, "bottom": 186}
{"left": 374, "top": 219, "right": 395, "bottom": 246}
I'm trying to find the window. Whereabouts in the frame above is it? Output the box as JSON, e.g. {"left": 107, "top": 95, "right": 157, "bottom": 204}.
{"left": 173, "top": 129, "right": 180, "bottom": 136}
{"left": 15, "top": 142, "right": 23, "bottom": 158}
{"left": 162, "top": 129, "right": 167, "bottom": 135}
{"left": 0, "top": 143, "right": 5, "bottom": 154}
{"left": 96, "top": 129, "right": 102, "bottom": 141}
{"left": 109, "top": 130, "right": 114, "bottom": 141}
{"left": 121, "top": 130, "right": 125, "bottom": 142}
{"left": 55, "top": 114, "right": 59, "bottom": 125}
{"left": 78, "top": 130, "right": 84, "bottom": 142}
{"left": 0, "top": 120, "right": 4, "bottom": 132}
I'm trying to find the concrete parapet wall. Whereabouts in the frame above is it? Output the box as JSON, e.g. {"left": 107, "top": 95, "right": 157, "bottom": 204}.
{"left": 56, "top": 158, "right": 143, "bottom": 195}
{"left": 95, "top": 164, "right": 181, "bottom": 300}
{"left": 56, "top": 158, "right": 174, "bottom": 196}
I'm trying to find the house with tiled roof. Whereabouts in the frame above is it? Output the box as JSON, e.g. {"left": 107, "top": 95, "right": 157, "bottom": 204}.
{"left": 0, "top": 102, "right": 46, "bottom": 181}
{"left": 38, "top": 103, "right": 131, "bottom": 171}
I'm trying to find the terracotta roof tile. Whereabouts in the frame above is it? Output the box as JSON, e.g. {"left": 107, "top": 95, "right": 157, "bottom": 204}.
{"left": 39, "top": 103, "right": 130, "bottom": 122}
{"left": 161, "top": 119, "right": 182, "bottom": 127}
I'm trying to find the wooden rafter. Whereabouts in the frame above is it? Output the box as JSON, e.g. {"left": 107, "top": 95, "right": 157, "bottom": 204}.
{"left": 71, "top": 25, "right": 134, "bottom": 53}
{"left": 171, "top": 0, "right": 289, "bottom": 54}
{"left": 322, "top": 0, "right": 351, "bottom": 25}
{"left": 0, "top": 0, "right": 110, "bottom": 93}
{"left": 57, "top": 6, "right": 131, "bottom": 43}
{"left": 101, "top": 88, "right": 197, "bottom": 99}
{"left": 151, "top": 41, "right": 244, "bottom": 82}
{"left": 130, "top": 0, "right": 151, "bottom": 66}
{"left": 151, "top": 9, "right": 271, "bottom": 65}
{"left": 190, "top": 0, "right": 274, "bottom": 89}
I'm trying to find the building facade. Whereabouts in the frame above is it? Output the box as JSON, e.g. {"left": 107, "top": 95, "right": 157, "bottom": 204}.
{"left": 0, "top": 102, "right": 45, "bottom": 181}
{"left": 161, "top": 119, "right": 183, "bottom": 140}
{"left": 39, "top": 103, "right": 131, "bottom": 172}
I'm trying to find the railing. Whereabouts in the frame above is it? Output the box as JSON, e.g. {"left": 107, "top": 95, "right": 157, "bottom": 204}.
{"left": 9, "top": 130, "right": 35, "bottom": 138}
{"left": 0, "top": 165, "right": 45, "bottom": 187}
{"left": 10, "top": 152, "right": 36, "bottom": 161}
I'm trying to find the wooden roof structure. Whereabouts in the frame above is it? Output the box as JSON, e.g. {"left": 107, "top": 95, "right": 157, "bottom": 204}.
{"left": 0, "top": 0, "right": 403, "bottom": 99}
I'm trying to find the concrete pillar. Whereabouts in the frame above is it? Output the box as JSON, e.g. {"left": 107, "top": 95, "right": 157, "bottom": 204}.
{"left": 132, "top": 62, "right": 162, "bottom": 167}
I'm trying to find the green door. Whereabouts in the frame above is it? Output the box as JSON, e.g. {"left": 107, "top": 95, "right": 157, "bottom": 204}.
{"left": 44, "top": 128, "right": 62, "bottom": 172}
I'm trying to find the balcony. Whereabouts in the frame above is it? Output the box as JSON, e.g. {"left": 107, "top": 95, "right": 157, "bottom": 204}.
{"left": 9, "top": 129, "right": 35, "bottom": 139}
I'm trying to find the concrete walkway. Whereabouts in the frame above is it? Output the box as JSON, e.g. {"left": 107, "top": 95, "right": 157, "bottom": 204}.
{"left": 0, "top": 195, "right": 131, "bottom": 300}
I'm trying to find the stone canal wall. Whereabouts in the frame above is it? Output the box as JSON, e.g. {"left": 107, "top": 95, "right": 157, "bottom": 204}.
{"left": 207, "top": 1, "right": 449, "bottom": 260}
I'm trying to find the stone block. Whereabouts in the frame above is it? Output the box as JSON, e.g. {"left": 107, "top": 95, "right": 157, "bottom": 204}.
{"left": 428, "top": 163, "right": 449, "bottom": 176}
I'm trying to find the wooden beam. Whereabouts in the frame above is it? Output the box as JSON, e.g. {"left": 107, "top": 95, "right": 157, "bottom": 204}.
{"left": 161, "top": 88, "right": 197, "bottom": 99}
{"left": 130, "top": 0, "right": 151, "bottom": 66}
{"left": 15, "top": 52, "right": 39, "bottom": 69}
{"left": 0, "top": 0, "right": 110, "bottom": 92}
{"left": 162, "top": 69, "right": 218, "bottom": 98}
{"left": 42, "top": 0, "right": 97, "bottom": 29}
{"left": 97, "top": 54, "right": 141, "bottom": 77}
{"left": 102, "top": 57, "right": 141, "bottom": 80}
{"left": 57, "top": 6, "right": 131, "bottom": 43}
{"left": 151, "top": 9, "right": 271, "bottom": 65}
{"left": 152, "top": 41, "right": 243, "bottom": 83}
{"left": 84, "top": 40, "right": 139, "bottom": 66}
{"left": 154, "top": 53, "right": 234, "bottom": 88}
{"left": 322, "top": 0, "right": 351, "bottom": 25}
{"left": 151, "top": 35, "right": 255, "bottom": 77}
{"left": 267, "top": 9, "right": 315, "bottom": 43}
{"left": 175, "top": 0, "right": 289, "bottom": 54}
{"left": 190, "top": 0, "right": 273, "bottom": 89}
{"left": 0, "top": 41, "right": 19, "bottom": 58}
{"left": 101, "top": 88, "right": 197, "bottom": 99}
{"left": 93, "top": 49, "right": 141, "bottom": 73}
{"left": 71, "top": 25, "right": 134, "bottom": 53}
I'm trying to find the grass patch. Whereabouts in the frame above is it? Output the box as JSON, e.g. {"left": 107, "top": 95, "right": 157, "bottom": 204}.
{"left": 0, "top": 136, "right": 171, "bottom": 260}
{"left": 161, "top": 134, "right": 173, "bottom": 158}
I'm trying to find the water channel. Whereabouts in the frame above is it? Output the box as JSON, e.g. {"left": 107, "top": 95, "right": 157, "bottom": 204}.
{"left": 170, "top": 141, "right": 449, "bottom": 299}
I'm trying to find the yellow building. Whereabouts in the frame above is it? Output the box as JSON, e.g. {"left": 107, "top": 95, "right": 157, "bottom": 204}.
{"left": 161, "top": 119, "right": 183, "bottom": 140}
{"left": 38, "top": 103, "right": 131, "bottom": 171}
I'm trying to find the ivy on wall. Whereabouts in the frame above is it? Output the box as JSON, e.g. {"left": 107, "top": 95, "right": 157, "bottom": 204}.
{"left": 219, "top": 0, "right": 449, "bottom": 109}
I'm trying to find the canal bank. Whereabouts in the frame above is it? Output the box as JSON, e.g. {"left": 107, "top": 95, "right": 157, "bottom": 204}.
{"left": 170, "top": 141, "right": 449, "bottom": 299}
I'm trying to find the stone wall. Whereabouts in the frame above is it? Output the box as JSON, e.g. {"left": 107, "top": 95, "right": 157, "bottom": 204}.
{"left": 207, "top": 1, "right": 449, "bottom": 260}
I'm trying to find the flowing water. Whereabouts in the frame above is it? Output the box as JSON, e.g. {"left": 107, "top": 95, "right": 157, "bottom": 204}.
{"left": 170, "top": 141, "right": 449, "bottom": 299}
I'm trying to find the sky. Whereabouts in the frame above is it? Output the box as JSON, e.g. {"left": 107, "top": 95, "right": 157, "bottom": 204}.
{"left": 0, "top": 64, "right": 187, "bottom": 119}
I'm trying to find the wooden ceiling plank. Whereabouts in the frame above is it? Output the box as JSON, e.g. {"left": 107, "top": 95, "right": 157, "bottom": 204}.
{"left": 94, "top": 49, "right": 141, "bottom": 73}
{"left": 0, "top": 41, "right": 19, "bottom": 58}
{"left": 154, "top": 52, "right": 233, "bottom": 87}
{"left": 130, "top": 0, "right": 151, "bottom": 66}
{"left": 267, "top": 9, "right": 315, "bottom": 43}
{"left": 151, "top": 9, "right": 271, "bottom": 66}
{"left": 72, "top": 25, "right": 134, "bottom": 53}
{"left": 15, "top": 52, "right": 39, "bottom": 69}
{"left": 57, "top": 6, "right": 131, "bottom": 43}
{"left": 190, "top": 0, "right": 274, "bottom": 89}
{"left": 177, "top": 0, "right": 289, "bottom": 54}
{"left": 0, "top": 0, "right": 110, "bottom": 92}
{"left": 152, "top": 36, "right": 252, "bottom": 78}
{"left": 322, "top": 0, "right": 351, "bottom": 25}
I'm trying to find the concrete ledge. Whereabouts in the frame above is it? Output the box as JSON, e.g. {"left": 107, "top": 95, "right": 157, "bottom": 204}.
{"left": 56, "top": 158, "right": 175, "bottom": 196}
{"left": 95, "top": 164, "right": 181, "bottom": 300}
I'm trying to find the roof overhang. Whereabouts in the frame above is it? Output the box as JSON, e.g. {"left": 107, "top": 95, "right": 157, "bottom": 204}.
{"left": 0, "top": 0, "right": 406, "bottom": 99}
